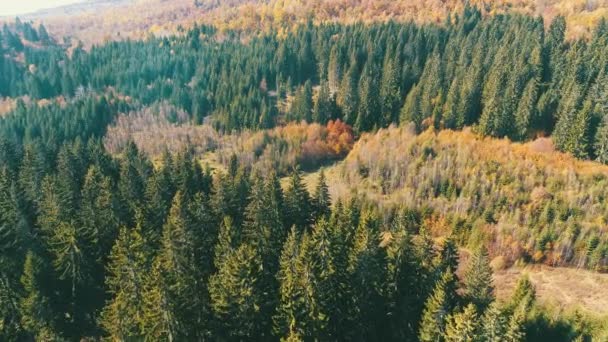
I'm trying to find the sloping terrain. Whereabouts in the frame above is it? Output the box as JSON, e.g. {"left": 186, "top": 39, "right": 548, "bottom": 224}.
{"left": 305, "top": 126, "right": 608, "bottom": 271}
{"left": 7, "top": 0, "right": 608, "bottom": 45}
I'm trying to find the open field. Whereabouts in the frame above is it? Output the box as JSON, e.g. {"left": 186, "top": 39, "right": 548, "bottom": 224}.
{"left": 495, "top": 265, "right": 608, "bottom": 316}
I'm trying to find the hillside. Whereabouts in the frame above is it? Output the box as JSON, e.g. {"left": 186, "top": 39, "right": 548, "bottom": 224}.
{"left": 4, "top": 2, "right": 608, "bottom": 341}
{"left": 8, "top": 0, "right": 608, "bottom": 45}
{"left": 310, "top": 126, "right": 608, "bottom": 271}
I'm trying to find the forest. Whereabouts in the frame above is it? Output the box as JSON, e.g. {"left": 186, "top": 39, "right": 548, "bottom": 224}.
{"left": 1, "top": 3, "right": 608, "bottom": 341}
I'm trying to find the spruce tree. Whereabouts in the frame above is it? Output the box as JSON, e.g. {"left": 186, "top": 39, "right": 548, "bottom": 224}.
{"left": 338, "top": 58, "right": 359, "bottom": 126}
{"left": 313, "top": 81, "right": 334, "bottom": 125}
{"left": 481, "top": 303, "right": 508, "bottom": 342}
{"left": 312, "top": 171, "right": 331, "bottom": 219}
{"left": 157, "top": 191, "right": 207, "bottom": 339}
{"left": 291, "top": 81, "right": 313, "bottom": 123}
{"left": 274, "top": 227, "right": 307, "bottom": 339}
{"left": 209, "top": 244, "right": 263, "bottom": 340}
{"left": 284, "top": 169, "right": 312, "bottom": 232}
{"left": 100, "top": 225, "right": 149, "bottom": 340}
{"left": 419, "top": 270, "right": 458, "bottom": 342}
{"left": 380, "top": 50, "right": 401, "bottom": 127}
{"left": 141, "top": 258, "right": 175, "bottom": 341}
{"left": 463, "top": 246, "right": 494, "bottom": 313}
{"left": 20, "top": 251, "right": 56, "bottom": 340}
{"left": 444, "top": 304, "right": 480, "bottom": 342}
{"left": 594, "top": 112, "right": 608, "bottom": 164}
{"left": 507, "top": 275, "right": 536, "bottom": 314}
{"left": 355, "top": 61, "right": 380, "bottom": 132}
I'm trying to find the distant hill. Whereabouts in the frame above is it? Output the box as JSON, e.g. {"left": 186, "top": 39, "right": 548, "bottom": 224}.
{"left": 6, "top": 0, "right": 608, "bottom": 45}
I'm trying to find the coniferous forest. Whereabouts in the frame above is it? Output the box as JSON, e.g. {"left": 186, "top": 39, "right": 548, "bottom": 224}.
{"left": 2, "top": 3, "right": 608, "bottom": 341}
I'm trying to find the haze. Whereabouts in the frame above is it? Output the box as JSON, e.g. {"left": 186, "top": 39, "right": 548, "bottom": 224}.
{"left": 0, "top": 0, "right": 84, "bottom": 16}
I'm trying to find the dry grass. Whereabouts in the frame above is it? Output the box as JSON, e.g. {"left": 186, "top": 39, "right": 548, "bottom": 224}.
{"left": 302, "top": 126, "right": 608, "bottom": 270}
{"left": 494, "top": 265, "right": 608, "bottom": 316}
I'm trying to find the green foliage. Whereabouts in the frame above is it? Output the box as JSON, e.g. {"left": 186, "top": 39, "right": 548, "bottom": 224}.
{"left": 209, "top": 244, "right": 263, "bottom": 340}
{"left": 463, "top": 247, "right": 494, "bottom": 313}
{"left": 419, "top": 270, "right": 458, "bottom": 342}
{"left": 444, "top": 304, "right": 480, "bottom": 342}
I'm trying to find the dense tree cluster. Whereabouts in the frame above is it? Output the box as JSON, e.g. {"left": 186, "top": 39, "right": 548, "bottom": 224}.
{"left": 2, "top": 5, "right": 608, "bottom": 340}
{"left": 1, "top": 136, "right": 587, "bottom": 340}
{"left": 2, "top": 8, "right": 608, "bottom": 162}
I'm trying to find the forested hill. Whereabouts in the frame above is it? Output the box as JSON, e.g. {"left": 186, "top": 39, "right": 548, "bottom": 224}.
{"left": 2, "top": 7, "right": 608, "bottom": 161}
{"left": 3, "top": 3, "right": 608, "bottom": 341}
{"left": 12, "top": 0, "right": 608, "bottom": 45}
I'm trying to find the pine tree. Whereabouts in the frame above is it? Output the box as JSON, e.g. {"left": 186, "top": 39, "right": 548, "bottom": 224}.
{"left": 463, "top": 246, "right": 494, "bottom": 313}
{"left": 284, "top": 169, "right": 312, "bottom": 232}
{"left": 348, "top": 212, "right": 387, "bottom": 340}
{"left": 100, "top": 225, "right": 149, "bottom": 340}
{"left": 507, "top": 275, "right": 536, "bottom": 314}
{"left": 444, "top": 304, "right": 480, "bottom": 342}
{"left": 355, "top": 61, "right": 380, "bottom": 132}
{"left": 435, "top": 237, "right": 459, "bottom": 276}
{"left": 274, "top": 227, "right": 307, "bottom": 339}
{"left": 443, "top": 78, "right": 462, "bottom": 129}
{"left": 157, "top": 191, "right": 207, "bottom": 339}
{"left": 209, "top": 244, "right": 263, "bottom": 340}
{"left": 514, "top": 78, "right": 539, "bottom": 140}
{"left": 419, "top": 270, "right": 458, "bottom": 342}
{"left": 380, "top": 49, "right": 401, "bottom": 127}
{"left": 243, "top": 173, "right": 285, "bottom": 337}
{"left": 504, "top": 300, "right": 528, "bottom": 342}
{"left": 141, "top": 258, "right": 175, "bottom": 341}
{"left": 594, "top": 112, "right": 608, "bottom": 164}
{"left": 20, "top": 251, "right": 56, "bottom": 340}
{"left": 313, "top": 81, "right": 334, "bottom": 125}
{"left": 338, "top": 59, "right": 359, "bottom": 126}
{"left": 213, "top": 216, "right": 239, "bottom": 270}
{"left": 291, "top": 81, "right": 313, "bottom": 123}
{"left": 481, "top": 303, "right": 508, "bottom": 342}
{"left": 80, "top": 166, "right": 118, "bottom": 263}
{"left": 385, "top": 228, "right": 425, "bottom": 340}
{"left": 400, "top": 84, "right": 421, "bottom": 129}
{"left": 312, "top": 171, "right": 331, "bottom": 219}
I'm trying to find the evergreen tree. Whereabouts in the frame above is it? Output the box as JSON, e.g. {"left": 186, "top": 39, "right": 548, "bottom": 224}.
{"left": 419, "top": 270, "right": 458, "bottom": 342}
{"left": 312, "top": 170, "right": 331, "bottom": 219}
{"left": 141, "top": 258, "right": 175, "bottom": 341}
{"left": 274, "top": 228, "right": 309, "bottom": 339}
{"left": 19, "top": 251, "right": 56, "bottom": 340}
{"left": 100, "top": 225, "right": 149, "bottom": 340}
{"left": 213, "top": 216, "right": 239, "bottom": 270}
{"left": 444, "top": 304, "right": 480, "bottom": 342}
{"left": 507, "top": 275, "right": 536, "bottom": 313}
{"left": 313, "top": 81, "right": 334, "bottom": 124}
{"left": 291, "top": 81, "right": 313, "bottom": 123}
{"left": 380, "top": 49, "right": 401, "bottom": 127}
{"left": 284, "top": 169, "right": 312, "bottom": 232}
{"left": 463, "top": 246, "right": 494, "bottom": 313}
{"left": 338, "top": 58, "right": 359, "bottom": 126}
{"left": 594, "top": 111, "right": 608, "bottom": 163}
{"left": 157, "top": 191, "right": 207, "bottom": 339}
{"left": 514, "top": 79, "right": 539, "bottom": 140}
{"left": 355, "top": 61, "right": 381, "bottom": 132}
{"left": 481, "top": 303, "right": 508, "bottom": 342}
{"left": 209, "top": 244, "right": 263, "bottom": 340}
